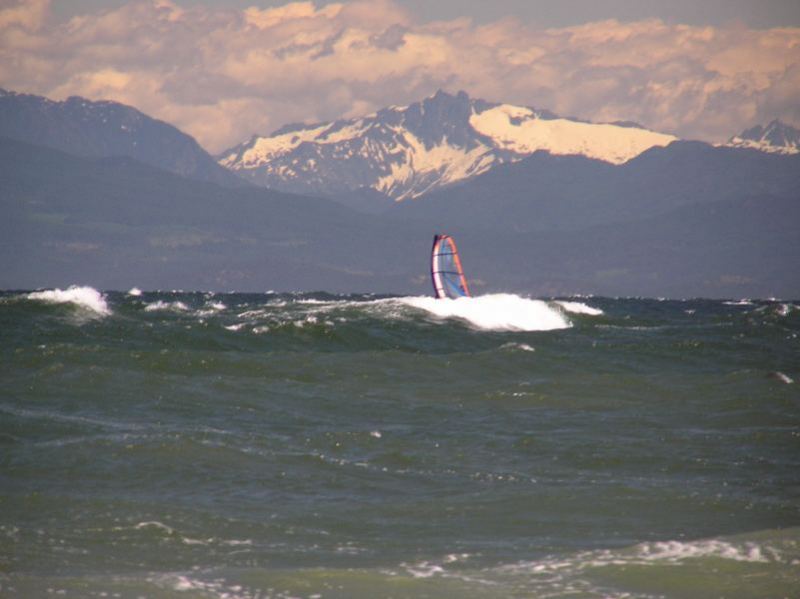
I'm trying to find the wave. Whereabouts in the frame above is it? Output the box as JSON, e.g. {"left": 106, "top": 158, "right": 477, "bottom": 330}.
{"left": 124, "top": 293, "right": 600, "bottom": 334}
{"left": 25, "top": 286, "right": 110, "bottom": 316}
{"left": 137, "top": 528, "right": 800, "bottom": 598}
{"left": 773, "top": 371, "right": 794, "bottom": 384}
{"left": 487, "top": 528, "right": 798, "bottom": 596}
{"left": 143, "top": 300, "right": 190, "bottom": 312}
{"left": 554, "top": 300, "right": 604, "bottom": 315}
{"left": 402, "top": 294, "right": 573, "bottom": 332}
{"left": 500, "top": 342, "right": 535, "bottom": 352}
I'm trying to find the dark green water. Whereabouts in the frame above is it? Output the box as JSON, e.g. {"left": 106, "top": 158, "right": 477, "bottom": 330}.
{"left": 1, "top": 288, "right": 798, "bottom": 598}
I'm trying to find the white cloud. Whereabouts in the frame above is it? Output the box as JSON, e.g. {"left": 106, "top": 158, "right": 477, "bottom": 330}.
{"left": 0, "top": 0, "right": 797, "bottom": 152}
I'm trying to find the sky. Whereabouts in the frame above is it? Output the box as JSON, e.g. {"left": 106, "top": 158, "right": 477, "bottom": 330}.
{"left": 2, "top": 0, "right": 799, "bottom": 153}
{"left": 52, "top": 0, "right": 800, "bottom": 29}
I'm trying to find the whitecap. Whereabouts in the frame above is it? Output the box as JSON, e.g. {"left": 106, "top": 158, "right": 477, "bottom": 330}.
{"left": 195, "top": 301, "right": 228, "bottom": 317}
{"left": 403, "top": 294, "right": 571, "bottom": 332}
{"left": 238, "top": 309, "right": 269, "bottom": 318}
{"left": 127, "top": 287, "right": 143, "bottom": 296}
{"left": 554, "top": 300, "right": 604, "bottom": 316}
{"left": 293, "top": 315, "right": 320, "bottom": 328}
{"left": 496, "top": 537, "right": 778, "bottom": 581}
{"left": 636, "top": 539, "right": 770, "bottom": 563}
{"left": 402, "top": 561, "right": 446, "bottom": 578}
{"left": 500, "top": 342, "right": 535, "bottom": 352}
{"left": 444, "top": 553, "right": 472, "bottom": 563}
{"left": 26, "top": 286, "right": 110, "bottom": 316}
{"left": 135, "top": 521, "right": 175, "bottom": 534}
{"left": 152, "top": 574, "right": 228, "bottom": 595}
{"left": 144, "top": 300, "right": 189, "bottom": 312}
{"left": 773, "top": 372, "right": 794, "bottom": 384}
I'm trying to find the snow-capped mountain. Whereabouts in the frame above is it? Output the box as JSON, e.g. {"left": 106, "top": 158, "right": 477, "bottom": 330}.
{"left": 723, "top": 119, "right": 800, "bottom": 155}
{"left": 0, "top": 89, "right": 242, "bottom": 187}
{"left": 218, "top": 90, "right": 678, "bottom": 201}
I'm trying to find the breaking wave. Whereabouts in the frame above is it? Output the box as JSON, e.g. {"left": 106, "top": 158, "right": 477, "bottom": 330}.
{"left": 402, "top": 293, "right": 575, "bottom": 332}
{"left": 555, "top": 300, "right": 604, "bottom": 316}
{"left": 25, "top": 286, "right": 110, "bottom": 316}
{"left": 144, "top": 300, "right": 190, "bottom": 312}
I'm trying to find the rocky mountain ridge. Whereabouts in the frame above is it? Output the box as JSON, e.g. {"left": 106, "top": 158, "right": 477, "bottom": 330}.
{"left": 218, "top": 90, "right": 678, "bottom": 201}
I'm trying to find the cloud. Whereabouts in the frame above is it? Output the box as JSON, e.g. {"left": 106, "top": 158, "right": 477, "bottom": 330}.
{"left": 0, "top": 0, "right": 798, "bottom": 152}
{"left": 0, "top": 0, "right": 49, "bottom": 30}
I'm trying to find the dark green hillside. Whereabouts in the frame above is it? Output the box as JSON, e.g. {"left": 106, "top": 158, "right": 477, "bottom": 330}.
{"left": 0, "top": 137, "right": 417, "bottom": 292}
{"left": 0, "top": 89, "right": 242, "bottom": 187}
{"left": 1, "top": 137, "right": 798, "bottom": 297}
{"left": 397, "top": 142, "right": 800, "bottom": 233}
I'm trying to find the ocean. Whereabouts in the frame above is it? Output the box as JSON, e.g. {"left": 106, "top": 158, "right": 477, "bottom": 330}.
{"left": 1, "top": 287, "right": 798, "bottom": 598}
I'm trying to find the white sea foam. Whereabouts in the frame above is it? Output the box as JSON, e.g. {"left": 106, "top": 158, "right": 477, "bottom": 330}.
{"left": 500, "top": 342, "right": 535, "bottom": 352}
{"left": 402, "top": 294, "right": 571, "bottom": 332}
{"left": 774, "top": 372, "right": 794, "bottom": 384}
{"left": 494, "top": 536, "right": 782, "bottom": 590}
{"left": 26, "top": 286, "right": 110, "bottom": 316}
{"left": 133, "top": 522, "right": 251, "bottom": 549}
{"left": 238, "top": 308, "right": 270, "bottom": 318}
{"left": 403, "top": 561, "right": 446, "bottom": 578}
{"left": 135, "top": 521, "right": 175, "bottom": 534}
{"left": 144, "top": 300, "right": 189, "bottom": 312}
{"left": 554, "top": 300, "right": 604, "bottom": 316}
{"left": 127, "top": 287, "right": 143, "bottom": 296}
{"left": 153, "top": 573, "right": 247, "bottom": 597}
{"left": 293, "top": 315, "right": 319, "bottom": 327}
{"left": 196, "top": 301, "right": 228, "bottom": 317}
{"left": 635, "top": 539, "right": 770, "bottom": 563}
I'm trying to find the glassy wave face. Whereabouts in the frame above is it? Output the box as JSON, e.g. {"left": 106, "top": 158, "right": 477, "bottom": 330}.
{"left": 1, "top": 289, "right": 798, "bottom": 598}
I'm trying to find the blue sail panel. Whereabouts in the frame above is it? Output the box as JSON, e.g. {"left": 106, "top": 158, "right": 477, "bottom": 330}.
{"left": 431, "top": 235, "right": 471, "bottom": 299}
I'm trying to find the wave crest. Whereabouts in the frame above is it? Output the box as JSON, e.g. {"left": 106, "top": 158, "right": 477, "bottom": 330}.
{"left": 26, "top": 286, "right": 110, "bottom": 316}
{"left": 555, "top": 300, "right": 604, "bottom": 316}
{"left": 402, "top": 294, "right": 572, "bottom": 332}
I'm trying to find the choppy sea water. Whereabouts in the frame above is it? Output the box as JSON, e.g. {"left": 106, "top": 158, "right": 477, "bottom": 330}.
{"left": 1, "top": 287, "right": 798, "bottom": 598}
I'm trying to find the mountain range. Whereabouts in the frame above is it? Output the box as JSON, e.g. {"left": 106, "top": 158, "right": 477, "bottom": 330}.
{"left": 396, "top": 140, "right": 800, "bottom": 232}
{"left": 724, "top": 119, "right": 800, "bottom": 155}
{"left": 1, "top": 88, "right": 799, "bottom": 297}
{"left": 0, "top": 89, "right": 242, "bottom": 188}
{"left": 218, "top": 90, "right": 678, "bottom": 204}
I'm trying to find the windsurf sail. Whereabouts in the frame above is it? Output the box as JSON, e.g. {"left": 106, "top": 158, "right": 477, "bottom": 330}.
{"left": 431, "top": 234, "right": 471, "bottom": 299}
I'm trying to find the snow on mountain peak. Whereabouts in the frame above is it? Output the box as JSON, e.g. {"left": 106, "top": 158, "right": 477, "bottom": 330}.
{"left": 218, "top": 90, "right": 679, "bottom": 200}
{"left": 469, "top": 104, "right": 676, "bottom": 165}
{"left": 723, "top": 119, "right": 800, "bottom": 155}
